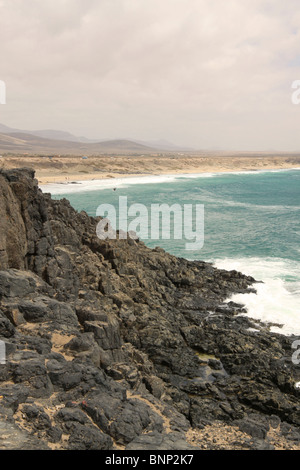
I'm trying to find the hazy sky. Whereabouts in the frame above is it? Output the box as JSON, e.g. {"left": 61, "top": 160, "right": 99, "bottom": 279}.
{"left": 1, "top": 0, "right": 300, "bottom": 150}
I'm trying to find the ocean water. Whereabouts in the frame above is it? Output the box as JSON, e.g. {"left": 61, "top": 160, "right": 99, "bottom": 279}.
{"left": 41, "top": 169, "right": 300, "bottom": 336}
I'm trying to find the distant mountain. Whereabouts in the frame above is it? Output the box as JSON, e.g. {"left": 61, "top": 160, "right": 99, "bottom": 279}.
{"left": 0, "top": 129, "right": 155, "bottom": 154}
{"left": 131, "top": 139, "right": 194, "bottom": 151}
{"left": 0, "top": 123, "right": 188, "bottom": 152}
{"left": 0, "top": 123, "right": 17, "bottom": 134}
{"left": 0, "top": 123, "right": 83, "bottom": 143}
{"left": 26, "top": 129, "right": 83, "bottom": 142}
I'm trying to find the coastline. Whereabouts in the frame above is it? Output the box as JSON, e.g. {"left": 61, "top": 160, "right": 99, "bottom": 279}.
{"left": 37, "top": 163, "right": 300, "bottom": 186}
{"left": 38, "top": 165, "right": 300, "bottom": 195}
{"left": 1, "top": 152, "right": 299, "bottom": 186}
{"left": 38, "top": 166, "right": 300, "bottom": 339}
{"left": 1, "top": 168, "right": 300, "bottom": 450}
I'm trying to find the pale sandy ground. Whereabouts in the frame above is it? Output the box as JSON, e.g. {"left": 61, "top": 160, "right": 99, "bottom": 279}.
{"left": 0, "top": 153, "right": 299, "bottom": 184}
{"left": 186, "top": 423, "right": 300, "bottom": 450}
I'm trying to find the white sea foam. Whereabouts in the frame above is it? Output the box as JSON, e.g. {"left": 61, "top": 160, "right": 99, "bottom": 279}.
{"left": 39, "top": 172, "right": 222, "bottom": 195}
{"left": 213, "top": 257, "right": 300, "bottom": 336}
{"left": 39, "top": 174, "right": 179, "bottom": 195}
{"left": 40, "top": 168, "right": 300, "bottom": 194}
{"left": 39, "top": 169, "right": 300, "bottom": 337}
{"left": 39, "top": 167, "right": 299, "bottom": 195}
{"left": 193, "top": 191, "right": 300, "bottom": 211}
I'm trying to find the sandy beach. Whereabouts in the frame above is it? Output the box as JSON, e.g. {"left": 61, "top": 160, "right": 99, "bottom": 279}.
{"left": 0, "top": 152, "right": 299, "bottom": 184}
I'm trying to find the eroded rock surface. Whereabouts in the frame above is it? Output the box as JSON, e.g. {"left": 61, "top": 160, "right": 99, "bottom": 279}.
{"left": 0, "top": 168, "right": 299, "bottom": 450}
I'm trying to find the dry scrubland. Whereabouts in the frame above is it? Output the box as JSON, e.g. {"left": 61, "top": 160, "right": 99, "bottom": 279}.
{"left": 0, "top": 152, "right": 299, "bottom": 184}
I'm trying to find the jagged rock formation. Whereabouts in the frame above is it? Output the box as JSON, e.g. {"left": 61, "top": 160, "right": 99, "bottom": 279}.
{"left": 0, "top": 168, "right": 300, "bottom": 450}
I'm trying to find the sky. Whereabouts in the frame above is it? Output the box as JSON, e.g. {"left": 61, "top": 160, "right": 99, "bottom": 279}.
{"left": 0, "top": 0, "right": 300, "bottom": 150}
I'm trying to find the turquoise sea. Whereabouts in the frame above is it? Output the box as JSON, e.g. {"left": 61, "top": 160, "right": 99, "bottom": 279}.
{"left": 41, "top": 168, "right": 300, "bottom": 336}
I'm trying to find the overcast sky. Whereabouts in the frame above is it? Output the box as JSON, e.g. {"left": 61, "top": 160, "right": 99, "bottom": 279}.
{"left": 0, "top": 0, "right": 300, "bottom": 150}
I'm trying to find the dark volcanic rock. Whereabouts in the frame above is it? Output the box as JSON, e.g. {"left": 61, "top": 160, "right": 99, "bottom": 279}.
{"left": 0, "top": 167, "right": 300, "bottom": 450}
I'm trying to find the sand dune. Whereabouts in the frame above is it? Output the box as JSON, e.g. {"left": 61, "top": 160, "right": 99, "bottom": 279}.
{"left": 0, "top": 152, "right": 299, "bottom": 184}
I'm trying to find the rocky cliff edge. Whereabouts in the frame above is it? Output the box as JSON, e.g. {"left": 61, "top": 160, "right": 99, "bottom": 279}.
{"left": 0, "top": 168, "right": 299, "bottom": 450}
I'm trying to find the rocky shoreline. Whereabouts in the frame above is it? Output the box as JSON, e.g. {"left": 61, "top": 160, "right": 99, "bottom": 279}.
{"left": 0, "top": 168, "right": 300, "bottom": 450}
